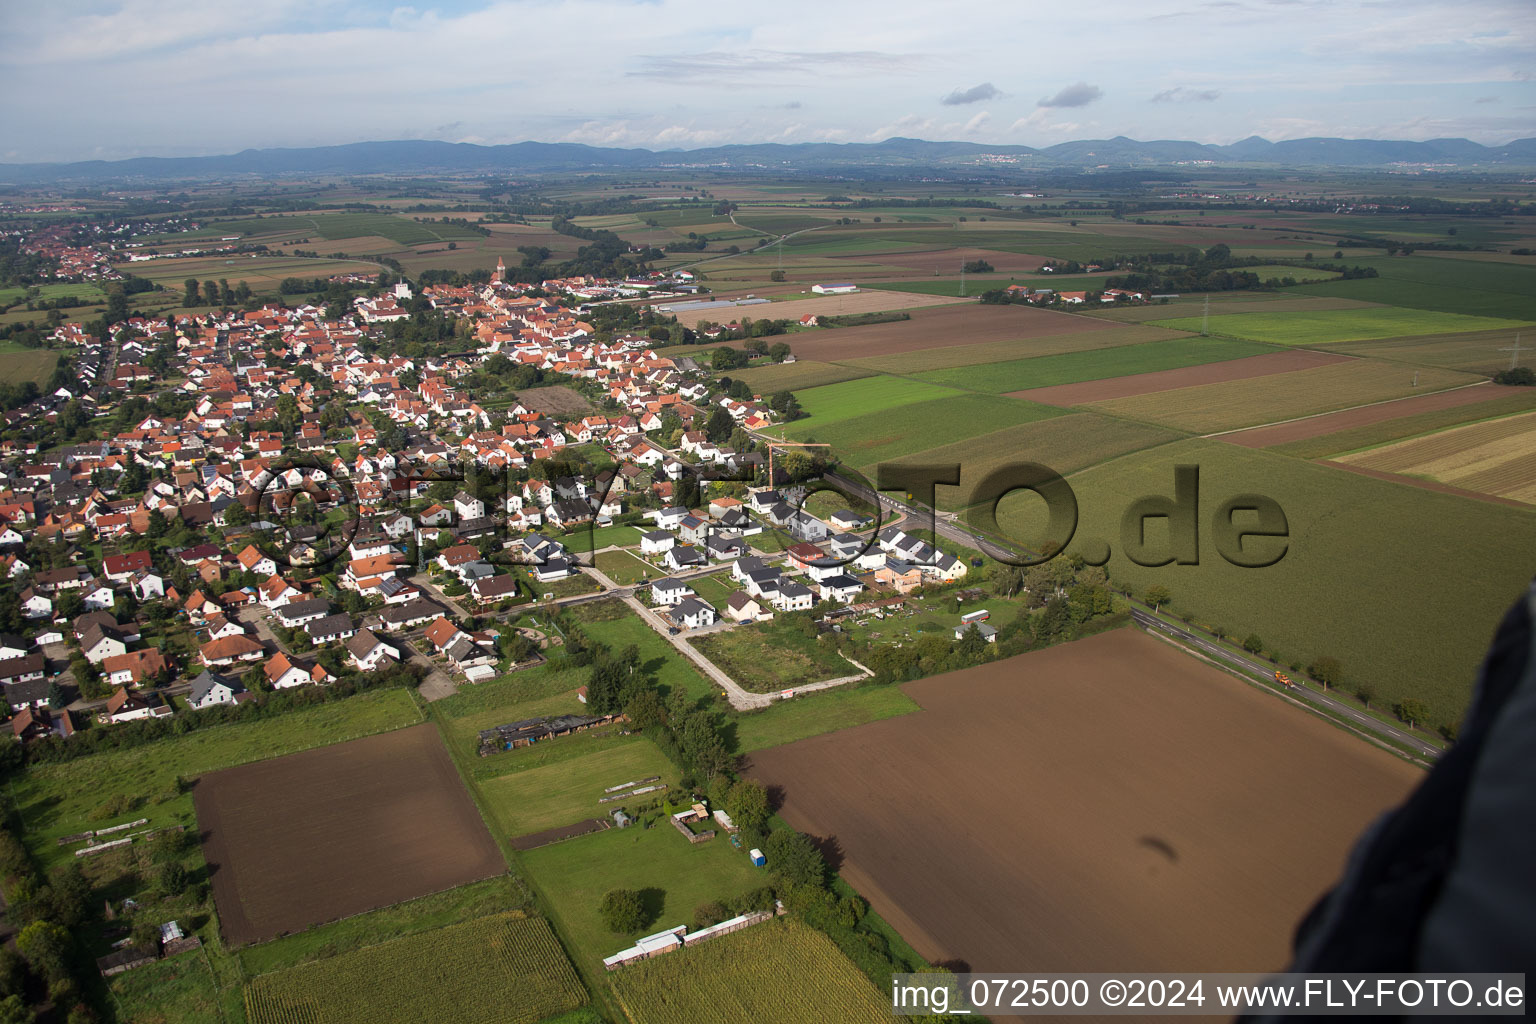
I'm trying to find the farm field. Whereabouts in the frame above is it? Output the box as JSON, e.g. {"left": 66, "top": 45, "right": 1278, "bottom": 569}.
{"left": 787, "top": 392, "right": 1066, "bottom": 470}
{"left": 121, "top": 254, "right": 385, "bottom": 289}
{"left": 519, "top": 819, "right": 768, "bottom": 968}
{"left": 1083, "top": 295, "right": 1382, "bottom": 322}
{"left": 882, "top": 413, "right": 1185, "bottom": 511}
{"left": 786, "top": 375, "right": 960, "bottom": 429}
{"left": 730, "top": 684, "right": 920, "bottom": 753}
{"left": 1150, "top": 307, "right": 1533, "bottom": 346}
{"left": 10, "top": 688, "right": 423, "bottom": 870}
{"left": 665, "top": 290, "right": 963, "bottom": 328}
{"left": 1329, "top": 327, "right": 1534, "bottom": 374}
{"left": 914, "top": 336, "right": 1280, "bottom": 394}
{"left": 608, "top": 920, "right": 890, "bottom": 1024}
{"left": 513, "top": 386, "right": 596, "bottom": 416}
{"left": 1008, "top": 349, "right": 1350, "bottom": 406}
{"left": 730, "top": 359, "right": 875, "bottom": 393}
{"left": 1333, "top": 411, "right": 1536, "bottom": 504}
{"left": 1292, "top": 256, "right": 1536, "bottom": 321}
{"left": 196, "top": 723, "right": 504, "bottom": 945}
{"left": 1223, "top": 384, "right": 1536, "bottom": 452}
{"left": 985, "top": 437, "right": 1536, "bottom": 724}
{"left": 841, "top": 244, "right": 1048, "bottom": 274}
{"left": 0, "top": 347, "right": 60, "bottom": 386}
{"left": 1084, "top": 359, "right": 1480, "bottom": 434}
{"left": 767, "top": 302, "right": 1121, "bottom": 363}
{"left": 244, "top": 913, "right": 586, "bottom": 1024}
{"left": 693, "top": 618, "right": 858, "bottom": 693}
{"left": 747, "top": 629, "right": 1421, "bottom": 974}
{"left": 479, "top": 737, "right": 680, "bottom": 839}
{"left": 840, "top": 324, "right": 1184, "bottom": 374}
{"left": 1244, "top": 264, "right": 1343, "bottom": 282}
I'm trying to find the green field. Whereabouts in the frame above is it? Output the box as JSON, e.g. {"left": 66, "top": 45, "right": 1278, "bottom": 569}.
{"left": 519, "top": 822, "right": 768, "bottom": 968}
{"left": 1293, "top": 256, "right": 1536, "bottom": 321}
{"left": 593, "top": 548, "right": 657, "bottom": 585}
{"left": 984, "top": 437, "right": 1536, "bottom": 727}
{"left": 609, "top": 920, "right": 889, "bottom": 1024}
{"left": 1329, "top": 328, "right": 1533, "bottom": 374}
{"left": 730, "top": 684, "right": 920, "bottom": 752}
{"left": 0, "top": 347, "right": 61, "bottom": 386}
{"left": 479, "top": 738, "right": 680, "bottom": 838}
{"left": 839, "top": 324, "right": 1187, "bottom": 374}
{"left": 562, "top": 524, "right": 642, "bottom": 553}
{"left": 576, "top": 605, "right": 717, "bottom": 703}
{"left": 244, "top": 913, "right": 586, "bottom": 1024}
{"left": 693, "top": 619, "right": 857, "bottom": 693}
{"left": 431, "top": 662, "right": 591, "bottom": 768}
{"left": 1268, "top": 393, "right": 1536, "bottom": 459}
{"left": 1245, "top": 264, "right": 1343, "bottom": 283}
{"left": 206, "top": 211, "right": 484, "bottom": 247}
{"left": 111, "top": 950, "right": 224, "bottom": 1024}
{"left": 1151, "top": 308, "right": 1533, "bottom": 346}
{"left": 11, "top": 689, "right": 424, "bottom": 869}
{"left": 788, "top": 392, "right": 1065, "bottom": 469}
{"left": 731, "top": 360, "right": 875, "bottom": 393}
{"left": 913, "top": 336, "right": 1277, "bottom": 393}
{"left": 787, "top": 376, "right": 961, "bottom": 428}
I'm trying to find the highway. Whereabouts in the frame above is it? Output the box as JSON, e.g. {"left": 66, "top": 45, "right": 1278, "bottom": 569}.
{"left": 1131, "top": 610, "right": 1442, "bottom": 761}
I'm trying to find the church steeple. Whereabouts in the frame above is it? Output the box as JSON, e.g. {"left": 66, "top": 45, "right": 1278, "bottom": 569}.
{"left": 494, "top": 257, "right": 506, "bottom": 283}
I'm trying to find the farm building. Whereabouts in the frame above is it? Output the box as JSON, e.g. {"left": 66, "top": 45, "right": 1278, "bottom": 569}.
{"left": 811, "top": 283, "right": 859, "bottom": 295}
{"left": 477, "top": 712, "right": 624, "bottom": 756}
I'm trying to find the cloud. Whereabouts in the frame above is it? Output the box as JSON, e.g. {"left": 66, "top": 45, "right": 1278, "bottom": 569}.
{"left": 1151, "top": 86, "right": 1221, "bottom": 102}
{"left": 628, "top": 50, "right": 929, "bottom": 81}
{"left": 1474, "top": 95, "right": 1499, "bottom": 103}
{"left": 1037, "top": 82, "right": 1103, "bottom": 108}
{"left": 962, "top": 111, "right": 991, "bottom": 133}
{"left": 941, "top": 82, "right": 1000, "bottom": 106}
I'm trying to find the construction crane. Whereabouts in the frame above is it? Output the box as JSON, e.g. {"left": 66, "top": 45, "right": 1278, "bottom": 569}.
{"left": 764, "top": 440, "right": 831, "bottom": 486}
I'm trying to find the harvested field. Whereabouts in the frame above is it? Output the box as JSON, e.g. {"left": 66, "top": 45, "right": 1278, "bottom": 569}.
{"left": 1009, "top": 349, "right": 1352, "bottom": 406}
{"left": 1150, "top": 308, "right": 1532, "bottom": 346}
{"left": 1085, "top": 360, "right": 1480, "bottom": 434}
{"left": 773, "top": 303, "right": 1119, "bottom": 362}
{"left": 839, "top": 245, "right": 1049, "bottom": 275}
{"left": 1333, "top": 410, "right": 1536, "bottom": 504}
{"left": 666, "top": 289, "right": 965, "bottom": 328}
{"left": 1223, "top": 383, "right": 1532, "bottom": 449}
{"left": 920, "top": 336, "right": 1276, "bottom": 395}
{"left": 840, "top": 324, "right": 1187, "bottom": 374}
{"left": 1330, "top": 327, "right": 1534, "bottom": 374}
{"left": 747, "top": 629, "right": 1420, "bottom": 974}
{"left": 196, "top": 723, "right": 503, "bottom": 945}
{"left": 1317, "top": 461, "right": 1533, "bottom": 509}
{"left": 1083, "top": 296, "right": 1381, "bottom": 322}
{"left": 882, "top": 413, "right": 1185, "bottom": 511}
{"left": 513, "top": 386, "right": 595, "bottom": 416}
{"left": 731, "top": 360, "right": 875, "bottom": 393}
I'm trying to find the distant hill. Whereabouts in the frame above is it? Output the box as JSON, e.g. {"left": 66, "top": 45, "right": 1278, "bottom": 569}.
{"left": 3, "top": 135, "right": 1534, "bottom": 183}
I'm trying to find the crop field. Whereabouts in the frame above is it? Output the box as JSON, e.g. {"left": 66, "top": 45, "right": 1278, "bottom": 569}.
{"left": 914, "top": 336, "right": 1278, "bottom": 394}
{"left": 1083, "top": 295, "right": 1382, "bottom": 323}
{"left": 1009, "top": 349, "right": 1351, "bottom": 407}
{"left": 1225, "top": 384, "right": 1536, "bottom": 453}
{"left": 609, "top": 920, "right": 889, "bottom": 1024}
{"left": 693, "top": 618, "right": 858, "bottom": 692}
{"left": 0, "top": 347, "right": 60, "bottom": 386}
{"left": 846, "top": 245, "right": 1048, "bottom": 274}
{"left": 881, "top": 413, "right": 1185, "bottom": 511}
{"left": 666, "top": 290, "right": 963, "bottom": 328}
{"left": 765, "top": 302, "right": 1122, "bottom": 363}
{"left": 10, "top": 688, "right": 422, "bottom": 871}
{"left": 1150, "top": 307, "right": 1532, "bottom": 346}
{"left": 196, "top": 723, "right": 504, "bottom": 945}
{"left": 122, "top": 254, "right": 385, "bottom": 289}
{"left": 985, "top": 438, "right": 1536, "bottom": 724}
{"left": 1292, "top": 256, "right": 1536, "bottom": 321}
{"left": 1333, "top": 411, "right": 1536, "bottom": 504}
{"left": 786, "top": 375, "right": 961, "bottom": 428}
{"left": 840, "top": 324, "right": 1185, "bottom": 374}
{"left": 1329, "top": 327, "right": 1534, "bottom": 374}
{"left": 788, "top": 392, "right": 1065, "bottom": 470}
{"left": 244, "top": 913, "right": 586, "bottom": 1024}
{"left": 731, "top": 359, "right": 874, "bottom": 393}
{"left": 1084, "top": 359, "right": 1480, "bottom": 434}
{"left": 747, "top": 630, "right": 1421, "bottom": 974}
{"left": 519, "top": 818, "right": 768, "bottom": 967}
{"left": 479, "top": 738, "right": 680, "bottom": 838}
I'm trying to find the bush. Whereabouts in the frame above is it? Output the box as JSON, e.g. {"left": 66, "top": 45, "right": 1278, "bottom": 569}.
{"left": 693, "top": 900, "right": 728, "bottom": 929}
{"left": 598, "top": 889, "right": 646, "bottom": 933}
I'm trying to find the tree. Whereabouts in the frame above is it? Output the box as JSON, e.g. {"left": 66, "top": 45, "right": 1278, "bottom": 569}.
{"left": 1307, "top": 655, "right": 1342, "bottom": 690}
{"left": 1242, "top": 633, "right": 1264, "bottom": 655}
{"left": 725, "top": 779, "right": 771, "bottom": 832}
{"left": 46, "top": 682, "right": 66, "bottom": 710}
{"left": 766, "top": 830, "right": 826, "bottom": 888}
{"left": 203, "top": 280, "right": 220, "bottom": 309}
{"left": 15, "top": 920, "right": 70, "bottom": 983}
{"left": 0, "top": 995, "right": 32, "bottom": 1024}
{"left": 183, "top": 278, "right": 200, "bottom": 306}
{"left": 1143, "top": 585, "right": 1170, "bottom": 612}
{"left": 1395, "top": 698, "right": 1432, "bottom": 729}
{"left": 1355, "top": 685, "right": 1376, "bottom": 709}
{"left": 767, "top": 342, "right": 791, "bottom": 363}
{"left": 157, "top": 860, "right": 188, "bottom": 896}
{"left": 598, "top": 889, "right": 646, "bottom": 933}
{"left": 769, "top": 269, "right": 786, "bottom": 282}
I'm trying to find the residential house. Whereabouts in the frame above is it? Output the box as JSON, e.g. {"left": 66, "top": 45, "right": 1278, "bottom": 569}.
{"left": 102, "top": 649, "right": 169, "bottom": 687}
{"left": 199, "top": 634, "right": 264, "bottom": 667}
{"left": 649, "top": 578, "right": 694, "bottom": 607}
{"left": 671, "top": 597, "right": 716, "bottom": 630}
{"left": 187, "top": 670, "right": 245, "bottom": 709}
{"left": 345, "top": 628, "right": 399, "bottom": 671}
{"left": 304, "top": 613, "right": 357, "bottom": 645}
{"left": 725, "top": 591, "right": 767, "bottom": 623}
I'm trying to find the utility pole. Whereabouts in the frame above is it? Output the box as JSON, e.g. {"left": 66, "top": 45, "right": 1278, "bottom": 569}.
{"left": 1501, "top": 333, "right": 1524, "bottom": 370}
{"left": 959, "top": 260, "right": 966, "bottom": 298}
{"left": 1200, "top": 294, "right": 1210, "bottom": 337}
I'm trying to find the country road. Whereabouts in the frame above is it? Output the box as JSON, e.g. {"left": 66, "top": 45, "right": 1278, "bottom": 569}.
{"left": 1132, "top": 609, "right": 1442, "bottom": 761}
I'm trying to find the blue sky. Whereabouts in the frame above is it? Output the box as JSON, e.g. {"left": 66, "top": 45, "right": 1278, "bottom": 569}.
{"left": 1, "top": 0, "right": 1532, "bottom": 162}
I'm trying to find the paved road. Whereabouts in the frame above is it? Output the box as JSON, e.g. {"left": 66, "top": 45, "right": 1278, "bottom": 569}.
{"left": 1132, "top": 609, "right": 1442, "bottom": 761}
{"left": 822, "top": 468, "right": 1016, "bottom": 563}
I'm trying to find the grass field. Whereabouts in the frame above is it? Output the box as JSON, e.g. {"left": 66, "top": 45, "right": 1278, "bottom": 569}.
{"left": 244, "top": 913, "right": 586, "bottom": 1024}
{"left": 576, "top": 605, "right": 717, "bottom": 703}
{"left": 592, "top": 548, "right": 657, "bottom": 585}
{"left": 1334, "top": 410, "right": 1536, "bottom": 503}
{"left": 913, "top": 336, "right": 1277, "bottom": 393}
{"left": 1085, "top": 359, "right": 1479, "bottom": 434}
{"left": 111, "top": 950, "right": 223, "bottom": 1024}
{"left": 0, "top": 347, "right": 60, "bottom": 386}
{"left": 562, "top": 524, "right": 642, "bottom": 554}
{"left": 11, "top": 688, "right": 423, "bottom": 870}
{"left": 1293, "top": 256, "right": 1536, "bottom": 321}
{"left": 1246, "top": 264, "right": 1344, "bottom": 282}
{"left": 884, "top": 412, "right": 1186, "bottom": 511}
{"left": 693, "top": 619, "right": 856, "bottom": 693}
{"left": 786, "top": 375, "right": 961, "bottom": 428}
{"left": 519, "top": 821, "right": 767, "bottom": 968}
{"left": 1269, "top": 392, "right": 1536, "bottom": 459}
{"left": 731, "top": 360, "right": 875, "bottom": 393}
{"left": 608, "top": 920, "right": 889, "bottom": 1024}
{"left": 1329, "top": 328, "right": 1534, "bottom": 374}
{"left": 985, "top": 437, "right": 1536, "bottom": 726}
{"left": 839, "top": 324, "right": 1187, "bottom": 374}
{"left": 431, "top": 662, "right": 591, "bottom": 768}
{"left": 787, "top": 392, "right": 1066, "bottom": 469}
{"left": 731, "top": 685, "right": 920, "bottom": 753}
{"left": 122, "top": 254, "right": 386, "bottom": 290}
{"left": 1151, "top": 308, "right": 1533, "bottom": 346}
{"left": 479, "top": 738, "right": 681, "bottom": 837}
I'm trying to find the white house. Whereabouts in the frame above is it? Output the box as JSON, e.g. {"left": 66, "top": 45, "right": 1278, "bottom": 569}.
{"left": 671, "top": 597, "right": 717, "bottom": 630}
{"left": 453, "top": 491, "right": 486, "bottom": 520}
{"left": 639, "top": 530, "right": 675, "bottom": 556}
{"left": 187, "top": 670, "right": 244, "bottom": 709}
{"left": 345, "top": 628, "right": 399, "bottom": 671}
{"left": 771, "top": 581, "right": 815, "bottom": 612}
{"left": 650, "top": 578, "right": 694, "bottom": 607}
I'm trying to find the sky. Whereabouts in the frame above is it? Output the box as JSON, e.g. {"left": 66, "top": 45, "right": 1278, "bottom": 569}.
{"left": 1, "top": 0, "right": 1533, "bottom": 163}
